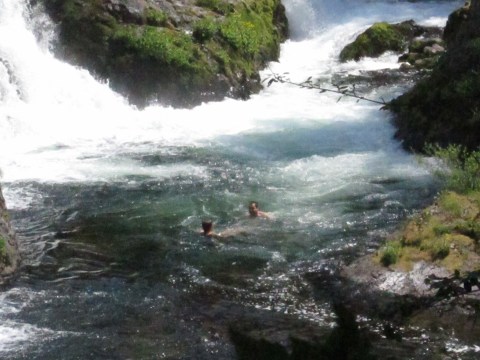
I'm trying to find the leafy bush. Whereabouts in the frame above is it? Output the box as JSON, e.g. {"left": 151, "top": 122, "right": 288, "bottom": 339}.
{"left": 0, "top": 236, "right": 5, "bottom": 255}
{"left": 196, "top": 0, "right": 232, "bottom": 14}
{"left": 111, "top": 26, "right": 196, "bottom": 69}
{"left": 426, "top": 144, "right": 480, "bottom": 193}
{"left": 144, "top": 8, "right": 168, "bottom": 26}
{"left": 193, "top": 17, "right": 218, "bottom": 43}
{"left": 219, "top": 15, "right": 261, "bottom": 56}
{"left": 427, "top": 238, "right": 450, "bottom": 260}
{"left": 380, "top": 242, "right": 401, "bottom": 266}
{"left": 0, "top": 236, "right": 8, "bottom": 265}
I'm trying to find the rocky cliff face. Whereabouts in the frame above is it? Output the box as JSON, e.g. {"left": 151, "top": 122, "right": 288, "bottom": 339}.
{"left": 0, "top": 185, "right": 19, "bottom": 286}
{"left": 37, "top": 0, "right": 288, "bottom": 108}
{"left": 389, "top": 0, "right": 480, "bottom": 152}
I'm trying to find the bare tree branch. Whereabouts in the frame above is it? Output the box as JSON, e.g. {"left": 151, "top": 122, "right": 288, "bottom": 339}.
{"left": 264, "top": 71, "right": 387, "bottom": 106}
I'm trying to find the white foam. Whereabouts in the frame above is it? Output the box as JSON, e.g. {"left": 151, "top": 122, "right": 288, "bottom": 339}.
{"left": 0, "top": 0, "right": 461, "bottom": 204}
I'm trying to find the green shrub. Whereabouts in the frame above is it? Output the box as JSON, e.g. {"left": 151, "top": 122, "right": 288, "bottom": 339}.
{"left": 455, "top": 220, "right": 480, "bottom": 242}
{"left": 193, "top": 17, "right": 218, "bottom": 43}
{"left": 380, "top": 242, "right": 401, "bottom": 266}
{"left": 196, "top": 0, "right": 232, "bottom": 14}
{"left": 219, "top": 15, "right": 261, "bottom": 56}
{"left": 426, "top": 144, "right": 480, "bottom": 193}
{"left": 429, "top": 238, "right": 450, "bottom": 260}
{"left": 0, "top": 236, "right": 8, "bottom": 264}
{"left": 0, "top": 236, "right": 5, "bottom": 254}
{"left": 433, "top": 224, "right": 453, "bottom": 236}
{"left": 144, "top": 8, "right": 168, "bottom": 26}
{"left": 111, "top": 26, "right": 197, "bottom": 69}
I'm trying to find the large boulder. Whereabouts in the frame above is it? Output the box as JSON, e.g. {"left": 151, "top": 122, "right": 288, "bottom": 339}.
{"left": 388, "top": 0, "right": 480, "bottom": 152}
{"left": 339, "top": 20, "right": 428, "bottom": 62}
{"left": 0, "top": 185, "right": 19, "bottom": 285}
{"left": 37, "top": 0, "right": 288, "bottom": 108}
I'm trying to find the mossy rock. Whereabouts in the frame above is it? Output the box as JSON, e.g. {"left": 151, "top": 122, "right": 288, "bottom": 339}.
{"left": 377, "top": 191, "right": 480, "bottom": 274}
{"left": 0, "top": 186, "right": 19, "bottom": 284}
{"left": 339, "top": 20, "right": 423, "bottom": 62}
{"left": 39, "top": 0, "right": 289, "bottom": 108}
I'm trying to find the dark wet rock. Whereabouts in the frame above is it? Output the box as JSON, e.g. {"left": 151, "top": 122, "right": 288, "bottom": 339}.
{"left": 443, "top": 0, "right": 472, "bottom": 45}
{"left": 35, "top": 0, "right": 289, "bottom": 108}
{"left": 331, "top": 67, "right": 424, "bottom": 99}
{"left": 0, "top": 185, "right": 20, "bottom": 286}
{"left": 388, "top": 0, "right": 480, "bottom": 152}
{"left": 224, "top": 302, "right": 374, "bottom": 360}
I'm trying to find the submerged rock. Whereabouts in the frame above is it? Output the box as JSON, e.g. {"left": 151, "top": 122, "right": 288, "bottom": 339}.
{"left": 37, "top": 0, "right": 288, "bottom": 108}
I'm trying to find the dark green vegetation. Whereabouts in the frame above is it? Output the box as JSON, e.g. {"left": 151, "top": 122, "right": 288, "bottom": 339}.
{"left": 40, "top": 0, "right": 288, "bottom": 108}
{"left": 389, "top": 0, "right": 480, "bottom": 152}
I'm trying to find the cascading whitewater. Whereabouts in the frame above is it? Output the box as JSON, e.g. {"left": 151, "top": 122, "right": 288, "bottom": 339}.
{"left": 0, "top": 0, "right": 459, "bottom": 187}
{"left": 0, "top": 1, "right": 475, "bottom": 359}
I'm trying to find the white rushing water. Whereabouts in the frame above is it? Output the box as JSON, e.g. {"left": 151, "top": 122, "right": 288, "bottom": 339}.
{"left": 0, "top": 0, "right": 468, "bottom": 357}
{"left": 0, "top": 0, "right": 460, "bottom": 202}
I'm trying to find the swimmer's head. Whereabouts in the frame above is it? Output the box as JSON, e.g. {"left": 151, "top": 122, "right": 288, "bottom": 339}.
{"left": 202, "top": 220, "right": 213, "bottom": 234}
{"left": 248, "top": 201, "right": 259, "bottom": 217}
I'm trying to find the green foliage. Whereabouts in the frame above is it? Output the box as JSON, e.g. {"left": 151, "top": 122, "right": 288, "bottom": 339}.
{"left": 192, "top": 17, "right": 219, "bottom": 43}
{"left": 44, "top": 0, "right": 287, "bottom": 107}
{"left": 424, "top": 238, "right": 450, "bottom": 260}
{"left": 219, "top": 14, "right": 262, "bottom": 56}
{"left": 0, "top": 235, "right": 9, "bottom": 266}
{"left": 426, "top": 144, "right": 480, "bottom": 193}
{"left": 433, "top": 224, "right": 452, "bottom": 236}
{"left": 455, "top": 220, "right": 480, "bottom": 242}
{"left": 196, "top": 0, "right": 233, "bottom": 14}
{"left": 144, "top": 7, "right": 168, "bottom": 26}
{"left": 380, "top": 242, "right": 401, "bottom": 266}
{"left": 111, "top": 26, "right": 197, "bottom": 69}
{"left": 0, "top": 236, "right": 6, "bottom": 257}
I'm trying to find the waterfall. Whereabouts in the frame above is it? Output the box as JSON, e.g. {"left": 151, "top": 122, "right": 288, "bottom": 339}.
{"left": 0, "top": 1, "right": 472, "bottom": 359}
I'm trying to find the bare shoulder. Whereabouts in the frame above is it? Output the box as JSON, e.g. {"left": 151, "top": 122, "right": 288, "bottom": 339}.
{"left": 258, "top": 211, "right": 272, "bottom": 219}
{"left": 220, "top": 226, "right": 249, "bottom": 237}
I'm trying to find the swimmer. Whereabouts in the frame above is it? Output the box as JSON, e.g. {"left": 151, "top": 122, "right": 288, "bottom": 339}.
{"left": 248, "top": 201, "right": 270, "bottom": 219}
{"left": 201, "top": 220, "right": 223, "bottom": 239}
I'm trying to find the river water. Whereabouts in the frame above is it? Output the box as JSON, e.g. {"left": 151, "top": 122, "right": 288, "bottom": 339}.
{"left": 1, "top": 0, "right": 474, "bottom": 359}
